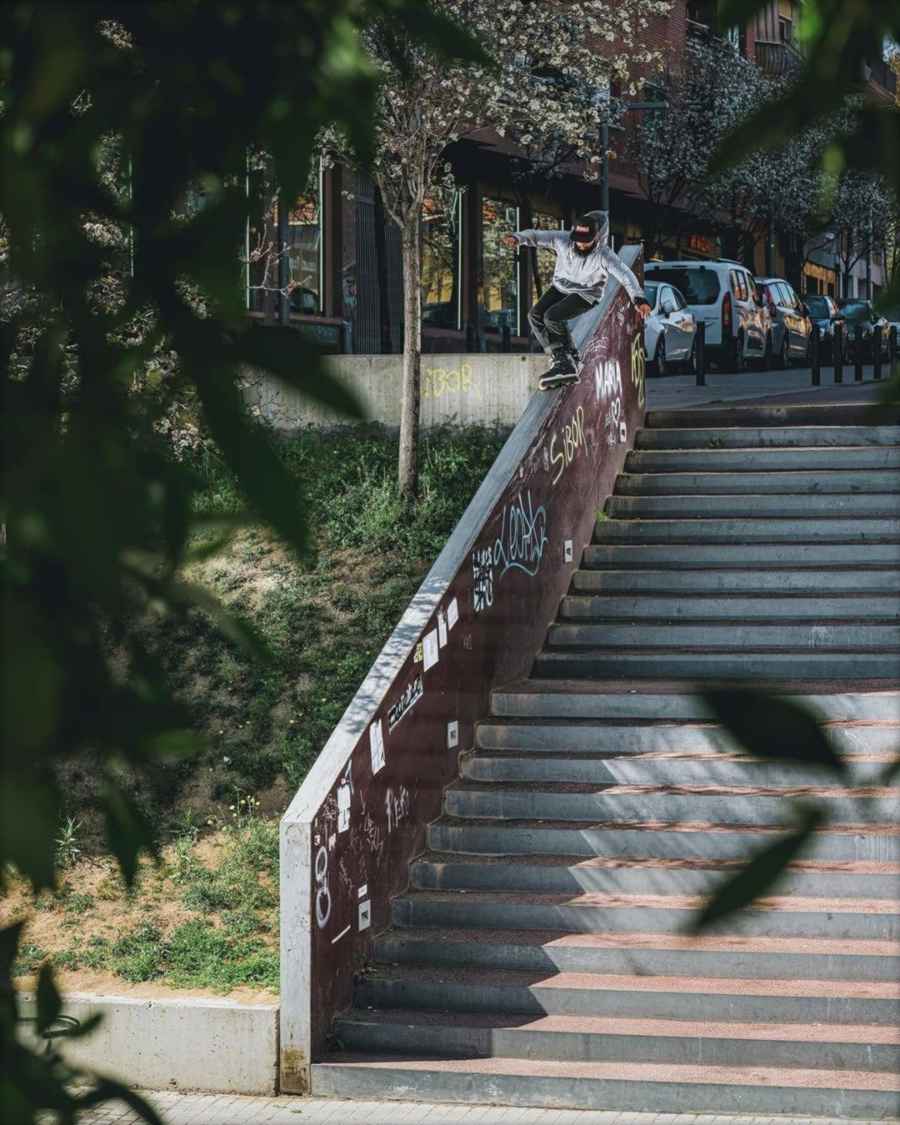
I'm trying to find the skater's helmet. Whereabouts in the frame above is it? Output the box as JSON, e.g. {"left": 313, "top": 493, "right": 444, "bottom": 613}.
{"left": 570, "top": 211, "right": 608, "bottom": 253}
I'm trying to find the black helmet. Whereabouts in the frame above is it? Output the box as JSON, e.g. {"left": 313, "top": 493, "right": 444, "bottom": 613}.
{"left": 570, "top": 214, "right": 599, "bottom": 247}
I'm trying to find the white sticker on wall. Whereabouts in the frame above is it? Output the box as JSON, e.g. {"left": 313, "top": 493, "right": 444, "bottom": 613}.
{"left": 328, "top": 833, "right": 336, "bottom": 851}
{"left": 369, "top": 719, "right": 385, "bottom": 775}
{"left": 358, "top": 883, "right": 368, "bottom": 899}
{"left": 438, "top": 611, "right": 448, "bottom": 648}
{"left": 423, "top": 628, "right": 440, "bottom": 671}
{"left": 564, "top": 539, "right": 574, "bottom": 563}
{"left": 447, "top": 720, "right": 459, "bottom": 750}
{"left": 337, "top": 782, "right": 351, "bottom": 833}
{"left": 358, "top": 899, "right": 371, "bottom": 931}
{"left": 447, "top": 597, "right": 459, "bottom": 630}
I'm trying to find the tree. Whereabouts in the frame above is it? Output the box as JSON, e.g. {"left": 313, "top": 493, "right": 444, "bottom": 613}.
{"left": 822, "top": 170, "right": 897, "bottom": 297}
{"left": 324, "top": 0, "right": 669, "bottom": 498}
{"left": 0, "top": 4, "right": 479, "bottom": 1121}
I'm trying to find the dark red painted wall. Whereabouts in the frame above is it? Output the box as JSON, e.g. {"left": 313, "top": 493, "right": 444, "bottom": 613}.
{"left": 304, "top": 272, "right": 646, "bottom": 1058}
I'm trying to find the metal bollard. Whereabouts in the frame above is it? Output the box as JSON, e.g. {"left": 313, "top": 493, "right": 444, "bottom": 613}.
{"left": 810, "top": 324, "right": 821, "bottom": 387}
{"left": 854, "top": 324, "right": 864, "bottom": 382}
{"left": 695, "top": 321, "right": 706, "bottom": 387}
{"left": 501, "top": 323, "right": 511, "bottom": 353}
{"left": 891, "top": 326, "right": 898, "bottom": 372}
{"left": 465, "top": 320, "right": 475, "bottom": 351}
{"left": 874, "top": 325, "right": 882, "bottom": 381}
{"left": 833, "top": 321, "right": 843, "bottom": 384}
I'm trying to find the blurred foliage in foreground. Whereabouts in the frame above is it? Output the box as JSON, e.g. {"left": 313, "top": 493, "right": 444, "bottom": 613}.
{"left": 0, "top": 3, "right": 479, "bottom": 1121}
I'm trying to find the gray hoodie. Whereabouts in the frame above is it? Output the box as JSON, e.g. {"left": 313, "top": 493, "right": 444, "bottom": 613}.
{"left": 512, "top": 211, "right": 645, "bottom": 307}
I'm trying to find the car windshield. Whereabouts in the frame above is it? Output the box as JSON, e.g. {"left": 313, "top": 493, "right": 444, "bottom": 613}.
{"left": 646, "top": 268, "right": 720, "bottom": 305}
{"left": 806, "top": 296, "right": 830, "bottom": 318}
{"left": 644, "top": 282, "right": 659, "bottom": 307}
{"left": 842, "top": 302, "right": 870, "bottom": 321}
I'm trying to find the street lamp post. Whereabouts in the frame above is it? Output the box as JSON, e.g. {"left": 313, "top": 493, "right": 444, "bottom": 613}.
{"left": 598, "top": 97, "right": 666, "bottom": 219}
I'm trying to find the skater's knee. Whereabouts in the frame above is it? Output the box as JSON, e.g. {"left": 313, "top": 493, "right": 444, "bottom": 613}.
{"left": 528, "top": 306, "right": 545, "bottom": 330}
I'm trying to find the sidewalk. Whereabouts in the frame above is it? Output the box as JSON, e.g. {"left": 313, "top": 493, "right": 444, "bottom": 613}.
{"left": 646, "top": 364, "right": 894, "bottom": 410}
{"left": 77, "top": 1091, "right": 897, "bottom": 1125}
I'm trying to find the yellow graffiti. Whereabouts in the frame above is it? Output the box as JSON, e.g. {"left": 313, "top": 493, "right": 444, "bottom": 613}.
{"left": 423, "top": 363, "right": 476, "bottom": 400}
{"left": 630, "top": 331, "right": 646, "bottom": 410}
{"left": 548, "top": 405, "right": 586, "bottom": 486}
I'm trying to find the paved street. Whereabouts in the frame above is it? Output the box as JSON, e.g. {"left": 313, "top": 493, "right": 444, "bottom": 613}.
{"left": 646, "top": 364, "right": 893, "bottom": 410}
{"left": 74, "top": 1092, "right": 897, "bottom": 1125}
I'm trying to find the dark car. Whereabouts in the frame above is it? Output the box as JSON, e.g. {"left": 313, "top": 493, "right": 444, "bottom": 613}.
{"left": 756, "top": 277, "right": 812, "bottom": 367}
{"left": 804, "top": 294, "right": 846, "bottom": 362}
{"left": 840, "top": 299, "right": 891, "bottom": 362}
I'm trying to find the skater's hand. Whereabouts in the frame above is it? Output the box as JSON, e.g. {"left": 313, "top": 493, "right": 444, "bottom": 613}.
{"left": 634, "top": 300, "right": 651, "bottom": 322}
{"left": 502, "top": 234, "right": 518, "bottom": 249}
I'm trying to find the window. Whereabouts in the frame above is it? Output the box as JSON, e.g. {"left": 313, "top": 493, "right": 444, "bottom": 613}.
{"left": 422, "top": 192, "right": 461, "bottom": 330}
{"left": 776, "top": 282, "right": 793, "bottom": 306}
{"left": 285, "top": 187, "right": 321, "bottom": 315}
{"left": 480, "top": 197, "right": 520, "bottom": 334}
{"left": 527, "top": 211, "right": 566, "bottom": 305}
{"left": 646, "top": 267, "right": 720, "bottom": 305}
{"left": 730, "top": 271, "right": 747, "bottom": 300}
{"left": 671, "top": 288, "right": 687, "bottom": 310}
{"left": 644, "top": 282, "right": 660, "bottom": 309}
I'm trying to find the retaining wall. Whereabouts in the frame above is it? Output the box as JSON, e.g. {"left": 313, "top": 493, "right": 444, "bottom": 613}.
{"left": 243, "top": 353, "right": 546, "bottom": 430}
{"left": 279, "top": 247, "right": 646, "bottom": 1093}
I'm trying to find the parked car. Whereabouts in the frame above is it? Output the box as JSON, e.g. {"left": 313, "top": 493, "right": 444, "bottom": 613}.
{"left": 804, "top": 294, "right": 847, "bottom": 362}
{"left": 643, "top": 280, "right": 698, "bottom": 375}
{"left": 644, "top": 260, "right": 770, "bottom": 371}
{"left": 756, "top": 277, "right": 813, "bottom": 367}
{"left": 839, "top": 300, "right": 891, "bottom": 362}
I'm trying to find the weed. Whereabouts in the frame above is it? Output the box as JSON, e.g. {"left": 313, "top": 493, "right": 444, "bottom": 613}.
{"left": 64, "top": 892, "right": 95, "bottom": 916}
{"left": 55, "top": 817, "right": 83, "bottom": 869}
{"left": 13, "top": 943, "right": 48, "bottom": 977}
{"left": 109, "top": 922, "right": 166, "bottom": 982}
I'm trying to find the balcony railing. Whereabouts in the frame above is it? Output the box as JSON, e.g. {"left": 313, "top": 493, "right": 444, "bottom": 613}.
{"left": 755, "top": 39, "right": 803, "bottom": 77}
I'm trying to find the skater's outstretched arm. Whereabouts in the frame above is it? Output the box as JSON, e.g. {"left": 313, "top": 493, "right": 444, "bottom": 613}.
{"left": 600, "top": 245, "right": 647, "bottom": 308}
{"left": 502, "top": 229, "right": 566, "bottom": 249}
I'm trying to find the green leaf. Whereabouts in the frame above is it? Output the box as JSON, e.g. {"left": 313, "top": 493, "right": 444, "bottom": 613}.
{"left": 169, "top": 578, "right": 273, "bottom": 665}
{"left": 0, "top": 777, "right": 60, "bottom": 891}
{"left": 75, "top": 1078, "right": 163, "bottom": 1125}
{"left": 690, "top": 805, "right": 825, "bottom": 932}
{"left": 35, "top": 963, "right": 62, "bottom": 1036}
{"left": 0, "top": 922, "right": 26, "bottom": 983}
{"left": 702, "top": 689, "right": 847, "bottom": 776}
{"left": 100, "top": 785, "right": 158, "bottom": 888}
{"left": 233, "top": 324, "right": 364, "bottom": 420}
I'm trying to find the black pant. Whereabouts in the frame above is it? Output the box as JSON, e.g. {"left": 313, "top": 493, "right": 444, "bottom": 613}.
{"left": 528, "top": 286, "right": 593, "bottom": 351}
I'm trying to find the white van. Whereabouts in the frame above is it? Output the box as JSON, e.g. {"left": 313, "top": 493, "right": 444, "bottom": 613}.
{"left": 644, "top": 260, "right": 771, "bottom": 371}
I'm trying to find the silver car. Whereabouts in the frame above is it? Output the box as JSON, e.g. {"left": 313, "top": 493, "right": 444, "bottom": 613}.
{"left": 756, "top": 277, "right": 813, "bottom": 368}
{"left": 644, "top": 281, "right": 698, "bottom": 375}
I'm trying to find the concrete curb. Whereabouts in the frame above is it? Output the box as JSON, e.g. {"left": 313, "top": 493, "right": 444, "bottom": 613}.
{"left": 20, "top": 992, "right": 279, "bottom": 1095}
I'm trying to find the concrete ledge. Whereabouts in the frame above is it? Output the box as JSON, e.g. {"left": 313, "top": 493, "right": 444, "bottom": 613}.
{"left": 20, "top": 993, "right": 279, "bottom": 1095}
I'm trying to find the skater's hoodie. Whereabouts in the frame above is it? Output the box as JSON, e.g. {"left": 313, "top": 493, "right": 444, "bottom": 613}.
{"left": 511, "top": 210, "right": 645, "bottom": 308}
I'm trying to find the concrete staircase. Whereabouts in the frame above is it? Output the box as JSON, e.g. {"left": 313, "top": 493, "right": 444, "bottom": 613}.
{"left": 314, "top": 406, "right": 900, "bottom": 1118}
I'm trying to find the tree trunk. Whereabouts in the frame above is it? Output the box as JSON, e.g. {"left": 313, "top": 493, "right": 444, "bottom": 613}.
{"left": 398, "top": 215, "right": 422, "bottom": 500}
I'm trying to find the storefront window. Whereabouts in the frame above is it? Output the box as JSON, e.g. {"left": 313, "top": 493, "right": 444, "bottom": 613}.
{"left": 480, "top": 197, "right": 519, "bottom": 334}
{"left": 422, "top": 193, "right": 460, "bottom": 330}
{"left": 246, "top": 160, "right": 321, "bottom": 316}
{"left": 527, "top": 211, "right": 565, "bottom": 304}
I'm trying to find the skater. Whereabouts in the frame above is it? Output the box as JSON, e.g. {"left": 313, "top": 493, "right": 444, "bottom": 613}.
{"left": 503, "top": 211, "right": 650, "bottom": 389}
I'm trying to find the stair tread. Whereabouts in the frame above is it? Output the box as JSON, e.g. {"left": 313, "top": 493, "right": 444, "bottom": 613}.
{"left": 315, "top": 1054, "right": 900, "bottom": 1092}
{"left": 450, "top": 780, "right": 898, "bottom": 798}
{"left": 363, "top": 964, "right": 900, "bottom": 999}
{"left": 497, "top": 679, "right": 900, "bottom": 697}
{"left": 336, "top": 1008, "right": 900, "bottom": 1044}
{"left": 417, "top": 853, "right": 900, "bottom": 876}
{"left": 399, "top": 889, "right": 900, "bottom": 916}
{"left": 376, "top": 926, "right": 900, "bottom": 957}
{"left": 435, "top": 814, "right": 900, "bottom": 835}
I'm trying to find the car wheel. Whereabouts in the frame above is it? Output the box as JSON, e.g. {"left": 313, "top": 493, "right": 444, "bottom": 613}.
{"left": 654, "top": 335, "right": 667, "bottom": 377}
{"left": 732, "top": 332, "right": 746, "bottom": 373}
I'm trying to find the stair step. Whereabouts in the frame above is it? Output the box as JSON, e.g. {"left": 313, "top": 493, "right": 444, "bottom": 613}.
{"left": 607, "top": 493, "right": 900, "bottom": 518}
{"left": 533, "top": 650, "right": 900, "bottom": 680}
{"left": 356, "top": 965, "right": 900, "bottom": 1026}
{"left": 646, "top": 403, "right": 900, "bottom": 429}
{"left": 411, "top": 852, "right": 900, "bottom": 899}
{"left": 392, "top": 888, "right": 900, "bottom": 942}
{"left": 547, "top": 622, "right": 900, "bottom": 648}
{"left": 593, "top": 516, "right": 900, "bottom": 544}
{"left": 311, "top": 1054, "right": 900, "bottom": 1117}
{"left": 332, "top": 1009, "right": 900, "bottom": 1072}
{"left": 635, "top": 426, "right": 900, "bottom": 450}
{"left": 427, "top": 818, "right": 900, "bottom": 863}
{"left": 444, "top": 782, "right": 899, "bottom": 831}
{"left": 462, "top": 748, "right": 895, "bottom": 785}
{"left": 475, "top": 719, "right": 899, "bottom": 757}
{"left": 489, "top": 686, "right": 900, "bottom": 722}
{"left": 583, "top": 541, "right": 900, "bottom": 567}
{"left": 560, "top": 593, "right": 900, "bottom": 621}
{"left": 615, "top": 469, "right": 900, "bottom": 495}
{"left": 373, "top": 927, "right": 900, "bottom": 982}
{"left": 626, "top": 446, "right": 900, "bottom": 472}
{"left": 572, "top": 567, "right": 900, "bottom": 592}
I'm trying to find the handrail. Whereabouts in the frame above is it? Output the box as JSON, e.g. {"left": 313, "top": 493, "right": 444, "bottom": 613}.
{"left": 279, "top": 245, "right": 645, "bottom": 1093}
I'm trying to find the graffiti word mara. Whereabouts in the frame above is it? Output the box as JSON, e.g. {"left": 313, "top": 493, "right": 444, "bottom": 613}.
{"left": 549, "top": 405, "right": 586, "bottom": 486}
{"left": 423, "top": 363, "right": 474, "bottom": 400}
{"left": 494, "top": 491, "right": 548, "bottom": 579}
